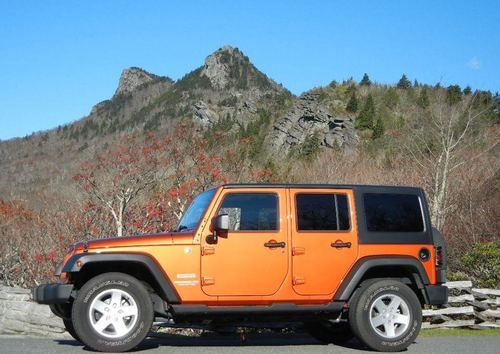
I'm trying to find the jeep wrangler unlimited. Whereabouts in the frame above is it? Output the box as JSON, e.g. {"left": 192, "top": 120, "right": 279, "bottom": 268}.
{"left": 34, "top": 184, "right": 447, "bottom": 352}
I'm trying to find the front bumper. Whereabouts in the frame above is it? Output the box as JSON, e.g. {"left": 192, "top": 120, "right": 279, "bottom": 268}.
{"left": 32, "top": 283, "right": 74, "bottom": 304}
{"left": 425, "top": 284, "right": 448, "bottom": 305}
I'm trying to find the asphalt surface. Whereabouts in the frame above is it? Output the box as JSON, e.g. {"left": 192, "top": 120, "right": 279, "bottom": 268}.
{"left": 1, "top": 332, "right": 499, "bottom": 354}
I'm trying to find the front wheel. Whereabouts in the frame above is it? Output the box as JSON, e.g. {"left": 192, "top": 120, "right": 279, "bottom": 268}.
{"left": 348, "top": 279, "right": 422, "bottom": 352}
{"left": 63, "top": 318, "right": 80, "bottom": 342}
{"left": 71, "top": 272, "right": 154, "bottom": 352}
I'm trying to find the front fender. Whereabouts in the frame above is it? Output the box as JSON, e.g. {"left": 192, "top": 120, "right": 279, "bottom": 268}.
{"left": 62, "top": 252, "right": 180, "bottom": 303}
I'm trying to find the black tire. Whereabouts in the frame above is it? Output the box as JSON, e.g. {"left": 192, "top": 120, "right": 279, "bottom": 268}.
{"left": 63, "top": 318, "right": 81, "bottom": 342}
{"left": 71, "top": 272, "right": 154, "bottom": 352}
{"left": 304, "top": 321, "right": 353, "bottom": 344}
{"left": 348, "top": 279, "right": 422, "bottom": 352}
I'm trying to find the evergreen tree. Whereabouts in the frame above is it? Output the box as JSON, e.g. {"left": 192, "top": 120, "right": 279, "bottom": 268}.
{"left": 397, "top": 74, "right": 412, "bottom": 89}
{"left": 372, "top": 116, "right": 385, "bottom": 139}
{"left": 446, "top": 85, "right": 462, "bottom": 105}
{"left": 346, "top": 83, "right": 356, "bottom": 96}
{"left": 463, "top": 86, "right": 472, "bottom": 95}
{"left": 417, "top": 88, "right": 430, "bottom": 109}
{"left": 329, "top": 80, "right": 338, "bottom": 87}
{"left": 356, "top": 94, "right": 376, "bottom": 129}
{"left": 346, "top": 91, "right": 358, "bottom": 112}
{"left": 383, "top": 88, "right": 400, "bottom": 109}
{"left": 360, "top": 73, "right": 372, "bottom": 86}
{"left": 300, "top": 133, "right": 321, "bottom": 160}
{"left": 413, "top": 79, "right": 419, "bottom": 87}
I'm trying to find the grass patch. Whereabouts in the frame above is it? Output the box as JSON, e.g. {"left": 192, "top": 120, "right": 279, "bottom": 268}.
{"left": 420, "top": 328, "right": 500, "bottom": 337}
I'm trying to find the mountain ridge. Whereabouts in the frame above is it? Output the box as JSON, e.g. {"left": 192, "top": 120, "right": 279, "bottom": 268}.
{"left": 0, "top": 45, "right": 497, "bottom": 207}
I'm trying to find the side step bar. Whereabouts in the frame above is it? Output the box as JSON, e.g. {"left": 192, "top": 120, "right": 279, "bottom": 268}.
{"left": 171, "top": 302, "right": 344, "bottom": 319}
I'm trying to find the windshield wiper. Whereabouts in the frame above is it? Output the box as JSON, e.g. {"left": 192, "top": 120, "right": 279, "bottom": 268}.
{"left": 176, "top": 225, "right": 188, "bottom": 231}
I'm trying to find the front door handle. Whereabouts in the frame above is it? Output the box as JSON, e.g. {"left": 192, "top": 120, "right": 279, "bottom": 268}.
{"left": 331, "top": 241, "right": 352, "bottom": 248}
{"left": 264, "top": 241, "right": 286, "bottom": 248}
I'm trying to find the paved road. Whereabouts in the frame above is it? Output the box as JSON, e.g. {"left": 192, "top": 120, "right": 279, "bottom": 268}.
{"left": 1, "top": 332, "right": 499, "bottom": 354}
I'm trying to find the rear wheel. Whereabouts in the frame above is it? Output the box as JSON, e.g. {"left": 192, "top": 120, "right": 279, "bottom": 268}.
{"left": 348, "top": 279, "right": 422, "bottom": 352}
{"left": 304, "top": 320, "right": 353, "bottom": 344}
{"left": 71, "top": 272, "right": 154, "bottom": 352}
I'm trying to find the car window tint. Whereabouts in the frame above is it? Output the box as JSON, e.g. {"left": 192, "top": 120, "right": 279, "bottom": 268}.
{"left": 218, "top": 193, "right": 278, "bottom": 231}
{"left": 364, "top": 193, "right": 424, "bottom": 232}
{"left": 296, "top": 194, "right": 350, "bottom": 231}
{"left": 337, "top": 194, "right": 350, "bottom": 230}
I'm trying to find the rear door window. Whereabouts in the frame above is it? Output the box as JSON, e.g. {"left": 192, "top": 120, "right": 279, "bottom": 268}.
{"left": 296, "top": 194, "right": 350, "bottom": 231}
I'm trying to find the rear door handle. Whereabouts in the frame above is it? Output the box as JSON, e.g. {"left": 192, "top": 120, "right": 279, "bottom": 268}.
{"left": 331, "top": 241, "right": 352, "bottom": 248}
{"left": 264, "top": 241, "right": 286, "bottom": 248}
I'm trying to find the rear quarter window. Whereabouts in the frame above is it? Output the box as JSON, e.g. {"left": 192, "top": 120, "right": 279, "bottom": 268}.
{"left": 364, "top": 193, "right": 424, "bottom": 232}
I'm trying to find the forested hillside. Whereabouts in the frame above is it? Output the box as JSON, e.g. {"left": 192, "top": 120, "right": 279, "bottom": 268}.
{"left": 1, "top": 46, "right": 498, "bottom": 288}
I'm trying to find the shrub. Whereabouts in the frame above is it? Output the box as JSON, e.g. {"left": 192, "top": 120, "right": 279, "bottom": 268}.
{"left": 346, "top": 91, "right": 358, "bottom": 113}
{"left": 460, "top": 241, "right": 499, "bottom": 288}
{"left": 289, "top": 132, "right": 321, "bottom": 161}
{"left": 417, "top": 88, "right": 430, "bottom": 109}
{"left": 447, "top": 85, "right": 462, "bottom": 105}
{"left": 372, "top": 116, "right": 385, "bottom": 139}
{"left": 383, "top": 88, "right": 400, "bottom": 109}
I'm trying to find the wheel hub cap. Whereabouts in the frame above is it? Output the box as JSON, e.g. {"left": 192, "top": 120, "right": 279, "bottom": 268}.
{"left": 88, "top": 289, "right": 138, "bottom": 338}
{"left": 369, "top": 293, "right": 410, "bottom": 339}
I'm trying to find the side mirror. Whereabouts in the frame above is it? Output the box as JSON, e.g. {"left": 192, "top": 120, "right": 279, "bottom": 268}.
{"left": 207, "top": 214, "right": 229, "bottom": 244}
{"left": 213, "top": 214, "right": 229, "bottom": 232}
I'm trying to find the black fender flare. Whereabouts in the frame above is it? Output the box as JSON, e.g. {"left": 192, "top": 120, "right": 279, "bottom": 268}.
{"left": 62, "top": 253, "right": 180, "bottom": 303}
{"left": 334, "top": 256, "right": 430, "bottom": 301}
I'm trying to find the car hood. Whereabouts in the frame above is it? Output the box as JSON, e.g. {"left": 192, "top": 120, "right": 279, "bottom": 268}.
{"left": 82, "top": 231, "right": 195, "bottom": 250}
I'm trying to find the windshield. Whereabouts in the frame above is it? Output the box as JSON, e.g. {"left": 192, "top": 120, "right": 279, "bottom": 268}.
{"left": 175, "top": 188, "right": 216, "bottom": 231}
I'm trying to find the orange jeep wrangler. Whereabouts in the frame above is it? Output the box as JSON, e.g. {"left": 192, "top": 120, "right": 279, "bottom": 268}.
{"left": 34, "top": 184, "right": 447, "bottom": 352}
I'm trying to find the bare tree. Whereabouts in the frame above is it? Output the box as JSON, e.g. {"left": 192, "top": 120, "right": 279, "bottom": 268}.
{"left": 405, "top": 93, "right": 490, "bottom": 230}
{"left": 161, "top": 124, "right": 230, "bottom": 220}
{"left": 73, "top": 136, "right": 162, "bottom": 237}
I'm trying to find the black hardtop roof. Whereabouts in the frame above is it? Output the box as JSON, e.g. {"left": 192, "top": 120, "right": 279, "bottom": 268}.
{"left": 221, "top": 183, "right": 423, "bottom": 193}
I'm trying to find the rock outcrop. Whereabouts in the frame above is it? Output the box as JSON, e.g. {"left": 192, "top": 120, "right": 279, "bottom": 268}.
{"left": 0, "top": 286, "right": 66, "bottom": 337}
{"left": 201, "top": 45, "right": 234, "bottom": 90}
{"left": 114, "top": 67, "right": 160, "bottom": 96}
{"left": 186, "top": 46, "right": 290, "bottom": 127}
{"left": 192, "top": 101, "right": 219, "bottom": 126}
{"left": 200, "top": 45, "right": 283, "bottom": 92}
{"left": 268, "top": 92, "right": 358, "bottom": 155}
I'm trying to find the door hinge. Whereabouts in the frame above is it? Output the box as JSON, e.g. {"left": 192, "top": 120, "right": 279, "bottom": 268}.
{"left": 201, "top": 246, "right": 215, "bottom": 256}
{"left": 293, "top": 277, "right": 305, "bottom": 285}
{"left": 201, "top": 276, "right": 215, "bottom": 286}
{"left": 292, "top": 247, "right": 305, "bottom": 256}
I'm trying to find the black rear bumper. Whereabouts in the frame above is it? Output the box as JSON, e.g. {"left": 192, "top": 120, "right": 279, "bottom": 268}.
{"left": 32, "top": 283, "right": 74, "bottom": 304}
{"left": 425, "top": 284, "right": 448, "bottom": 305}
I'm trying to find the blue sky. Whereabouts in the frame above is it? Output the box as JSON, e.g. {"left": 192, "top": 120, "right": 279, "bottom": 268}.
{"left": 0, "top": 0, "right": 499, "bottom": 140}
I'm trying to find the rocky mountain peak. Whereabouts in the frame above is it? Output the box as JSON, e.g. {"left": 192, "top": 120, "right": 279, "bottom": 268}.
{"left": 200, "top": 45, "right": 249, "bottom": 89}
{"left": 114, "top": 67, "right": 158, "bottom": 96}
